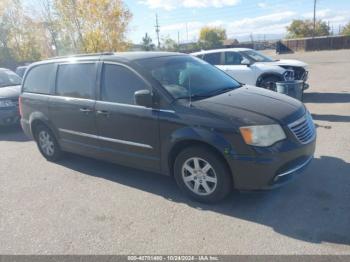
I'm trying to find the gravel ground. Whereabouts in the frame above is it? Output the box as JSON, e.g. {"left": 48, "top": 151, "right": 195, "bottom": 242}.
{"left": 0, "top": 49, "right": 349, "bottom": 255}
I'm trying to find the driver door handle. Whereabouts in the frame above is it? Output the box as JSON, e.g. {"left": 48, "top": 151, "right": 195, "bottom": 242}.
{"left": 79, "top": 108, "right": 93, "bottom": 114}
{"left": 96, "top": 110, "right": 111, "bottom": 117}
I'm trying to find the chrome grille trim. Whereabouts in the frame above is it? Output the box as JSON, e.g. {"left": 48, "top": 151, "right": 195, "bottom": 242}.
{"left": 275, "top": 156, "right": 313, "bottom": 179}
{"left": 288, "top": 113, "right": 316, "bottom": 144}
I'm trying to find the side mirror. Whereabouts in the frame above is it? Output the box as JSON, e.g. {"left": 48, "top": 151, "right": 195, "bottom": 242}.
{"left": 134, "top": 89, "right": 153, "bottom": 108}
{"left": 241, "top": 58, "right": 251, "bottom": 66}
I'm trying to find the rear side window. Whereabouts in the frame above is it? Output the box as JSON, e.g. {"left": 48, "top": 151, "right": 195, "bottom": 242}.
{"left": 101, "top": 64, "right": 148, "bottom": 105}
{"left": 56, "top": 63, "right": 96, "bottom": 99}
{"left": 23, "top": 64, "right": 55, "bottom": 94}
{"left": 203, "top": 52, "right": 221, "bottom": 65}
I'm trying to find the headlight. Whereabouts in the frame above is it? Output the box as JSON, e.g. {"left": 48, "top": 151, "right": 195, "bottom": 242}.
{"left": 240, "top": 124, "right": 286, "bottom": 147}
{"left": 0, "top": 99, "right": 15, "bottom": 108}
{"left": 283, "top": 70, "right": 295, "bottom": 81}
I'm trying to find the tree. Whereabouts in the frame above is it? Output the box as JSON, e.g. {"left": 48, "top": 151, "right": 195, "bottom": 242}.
{"left": 342, "top": 22, "right": 350, "bottom": 36}
{"left": 162, "top": 36, "right": 178, "bottom": 51}
{"left": 141, "top": 33, "right": 155, "bottom": 51}
{"left": 38, "top": 0, "right": 60, "bottom": 56}
{"left": 199, "top": 26, "right": 226, "bottom": 49}
{"left": 0, "top": 0, "right": 49, "bottom": 62}
{"left": 54, "top": 0, "right": 132, "bottom": 53}
{"left": 286, "top": 19, "right": 330, "bottom": 38}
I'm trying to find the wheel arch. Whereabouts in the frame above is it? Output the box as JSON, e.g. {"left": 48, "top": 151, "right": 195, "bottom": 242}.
{"left": 256, "top": 72, "right": 284, "bottom": 87}
{"left": 29, "top": 113, "right": 59, "bottom": 140}
{"left": 167, "top": 139, "right": 234, "bottom": 187}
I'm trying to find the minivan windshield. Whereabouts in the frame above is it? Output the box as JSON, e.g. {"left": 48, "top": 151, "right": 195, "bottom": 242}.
{"left": 0, "top": 70, "right": 22, "bottom": 87}
{"left": 241, "top": 50, "right": 276, "bottom": 62}
{"left": 137, "top": 55, "right": 241, "bottom": 100}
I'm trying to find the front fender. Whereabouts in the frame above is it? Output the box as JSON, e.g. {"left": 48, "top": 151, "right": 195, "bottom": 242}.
{"left": 161, "top": 126, "right": 234, "bottom": 175}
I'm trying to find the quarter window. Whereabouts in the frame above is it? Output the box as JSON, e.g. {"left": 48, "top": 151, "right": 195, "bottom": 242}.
{"left": 101, "top": 64, "right": 148, "bottom": 105}
{"left": 23, "top": 64, "right": 55, "bottom": 94}
{"left": 203, "top": 52, "right": 221, "bottom": 65}
{"left": 56, "top": 63, "right": 96, "bottom": 99}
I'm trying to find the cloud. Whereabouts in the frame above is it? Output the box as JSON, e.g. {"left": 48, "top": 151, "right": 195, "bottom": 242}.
{"left": 159, "top": 7, "right": 350, "bottom": 42}
{"left": 302, "top": 9, "right": 350, "bottom": 25}
{"left": 138, "top": 0, "right": 240, "bottom": 11}
{"left": 161, "top": 11, "right": 296, "bottom": 40}
{"left": 258, "top": 2, "right": 268, "bottom": 8}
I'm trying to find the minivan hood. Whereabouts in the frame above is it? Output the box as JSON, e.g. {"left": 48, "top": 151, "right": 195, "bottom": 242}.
{"left": 194, "top": 86, "right": 305, "bottom": 126}
{"left": 258, "top": 59, "right": 308, "bottom": 68}
{"left": 0, "top": 85, "right": 21, "bottom": 99}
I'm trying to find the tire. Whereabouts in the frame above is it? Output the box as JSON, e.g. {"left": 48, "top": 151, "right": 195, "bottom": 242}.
{"left": 174, "top": 146, "right": 232, "bottom": 203}
{"left": 34, "top": 124, "right": 63, "bottom": 162}
{"left": 259, "top": 76, "right": 280, "bottom": 91}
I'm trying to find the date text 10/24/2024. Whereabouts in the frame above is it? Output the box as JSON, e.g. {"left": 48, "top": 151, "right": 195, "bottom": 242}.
{"left": 127, "top": 255, "right": 219, "bottom": 261}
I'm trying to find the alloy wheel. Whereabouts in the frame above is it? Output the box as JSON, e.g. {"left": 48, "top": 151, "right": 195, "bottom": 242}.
{"left": 181, "top": 157, "right": 218, "bottom": 196}
{"left": 38, "top": 130, "right": 55, "bottom": 157}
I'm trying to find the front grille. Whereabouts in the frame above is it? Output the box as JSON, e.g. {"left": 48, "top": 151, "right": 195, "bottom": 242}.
{"left": 288, "top": 113, "right": 316, "bottom": 144}
{"left": 294, "top": 67, "right": 308, "bottom": 81}
{"left": 280, "top": 66, "right": 308, "bottom": 81}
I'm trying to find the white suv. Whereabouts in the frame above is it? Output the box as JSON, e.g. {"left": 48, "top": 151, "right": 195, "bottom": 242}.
{"left": 191, "top": 48, "right": 309, "bottom": 90}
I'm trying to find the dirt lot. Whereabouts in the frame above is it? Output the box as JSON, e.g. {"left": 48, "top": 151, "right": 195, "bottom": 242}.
{"left": 0, "top": 50, "right": 349, "bottom": 254}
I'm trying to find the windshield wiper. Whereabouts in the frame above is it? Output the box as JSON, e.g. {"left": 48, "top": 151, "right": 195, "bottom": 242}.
{"left": 175, "top": 94, "right": 211, "bottom": 101}
{"left": 199, "top": 86, "right": 237, "bottom": 97}
{"left": 175, "top": 86, "right": 239, "bottom": 101}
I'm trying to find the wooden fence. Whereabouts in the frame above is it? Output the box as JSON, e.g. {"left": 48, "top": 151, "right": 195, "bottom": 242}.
{"left": 280, "top": 35, "right": 350, "bottom": 52}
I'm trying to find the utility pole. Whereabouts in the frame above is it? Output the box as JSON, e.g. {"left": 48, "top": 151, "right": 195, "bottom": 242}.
{"left": 177, "top": 31, "right": 180, "bottom": 51}
{"left": 250, "top": 33, "right": 254, "bottom": 43}
{"left": 186, "top": 23, "right": 189, "bottom": 42}
{"left": 313, "top": 0, "right": 317, "bottom": 38}
{"left": 155, "top": 14, "right": 161, "bottom": 49}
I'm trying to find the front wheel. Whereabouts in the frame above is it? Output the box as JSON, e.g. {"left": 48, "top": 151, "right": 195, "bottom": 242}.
{"left": 259, "top": 76, "right": 280, "bottom": 91}
{"left": 174, "top": 146, "right": 232, "bottom": 203}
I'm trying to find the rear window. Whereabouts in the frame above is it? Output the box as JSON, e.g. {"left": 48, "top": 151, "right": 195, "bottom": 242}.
{"left": 56, "top": 63, "right": 96, "bottom": 99}
{"left": 0, "top": 70, "right": 22, "bottom": 87}
{"left": 23, "top": 64, "right": 55, "bottom": 94}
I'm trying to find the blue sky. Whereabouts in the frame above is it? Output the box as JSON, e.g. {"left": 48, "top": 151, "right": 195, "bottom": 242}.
{"left": 126, "top": 0, "right": 350, "bottom": 43}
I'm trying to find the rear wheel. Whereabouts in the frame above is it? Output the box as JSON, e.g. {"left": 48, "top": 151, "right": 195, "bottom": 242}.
{"left": 34, "top": 124, "right": 63, "bottom": 162}
{"left": 174, "top": 146, "right": 232, "bottom": 203}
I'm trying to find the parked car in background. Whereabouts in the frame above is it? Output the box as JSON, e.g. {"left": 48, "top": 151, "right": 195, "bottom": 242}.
{"left": 0, "top": 68, "right": 22, "bottom": 126}
{"left": 191, "top": 48, "right": 309, "bottom": 90}
{"left": 20, "top": 52, "right": 316, "bottom": 203}
{"left": 15, "top": 65, "right": 29, "bottom": 78}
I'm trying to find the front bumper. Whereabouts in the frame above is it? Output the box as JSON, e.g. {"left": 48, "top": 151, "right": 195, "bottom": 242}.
{"left": 227, "top": 138, "right": 316, "bottom": 190}
{"left": 0, "top": 107, "right": 20, "bottom": 126}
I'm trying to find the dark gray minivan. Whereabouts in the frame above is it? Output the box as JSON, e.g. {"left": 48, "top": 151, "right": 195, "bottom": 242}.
{"left": 20, "top": 52, "right": 316, "bottom": 203}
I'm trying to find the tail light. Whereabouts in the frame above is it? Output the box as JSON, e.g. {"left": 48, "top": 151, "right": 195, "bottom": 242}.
{"left": 19, "top": 96, "right": 23, "bottom": 118}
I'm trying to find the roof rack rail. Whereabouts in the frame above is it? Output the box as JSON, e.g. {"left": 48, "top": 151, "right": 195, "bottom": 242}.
{"left": 48, "top": 52, "right": 115, "bottom": 60}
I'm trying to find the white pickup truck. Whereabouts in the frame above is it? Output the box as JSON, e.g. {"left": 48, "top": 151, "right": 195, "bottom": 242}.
{"left": 191, "top": 48, "right": 309, "bottom": 90}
